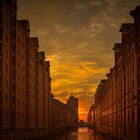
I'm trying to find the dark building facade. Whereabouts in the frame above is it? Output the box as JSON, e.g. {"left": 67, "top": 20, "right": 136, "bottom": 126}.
{"left": 0, "top": 0, "right": 17, "bottom": 133}
{"left": 16, "top": 20, "right": 30, "bottom": 132}
{"left": 91, "top": 5, "right": 140, "bottom": 140}
{"left": 0, "top": 0, "right": 79, "bottom": 138}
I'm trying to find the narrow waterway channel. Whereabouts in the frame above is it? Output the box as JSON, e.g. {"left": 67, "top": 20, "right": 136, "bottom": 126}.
{"left": 50, "top": 127, "right": 107, "bottom": 140}
{"left": 0, "top": 127, "right": 114, "bottom": 140}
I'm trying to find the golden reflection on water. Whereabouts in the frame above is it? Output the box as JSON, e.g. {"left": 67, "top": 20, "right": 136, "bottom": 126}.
{"left": 77, "top": 127, "right": 94, "bottom": 140}
{"left": 53, "top": 127, "right": 107, "bottom": 140}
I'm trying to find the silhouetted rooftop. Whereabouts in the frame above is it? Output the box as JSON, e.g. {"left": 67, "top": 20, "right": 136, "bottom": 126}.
{"left": 69, "top": 95, "right": 76, "bottom": 99}
{"left": 120, "top": 23, "right": 134, "bottom": 32}
{"left": 113, "top": 43, "right": 122, "bottom": 52}
{"left": 29, "top": 37, "right": 39, "bottom": 48}
{"left": 100, "top": 79, "right": 107, "bottom": 84}
{"left": 18, "top": 20, "right": 30, "bottom": 31}
{"left": 130, "top": 5, "right": 140, "bottom": 17}
{"left": 38, "top": 51, "right": 46, "bottom": 61}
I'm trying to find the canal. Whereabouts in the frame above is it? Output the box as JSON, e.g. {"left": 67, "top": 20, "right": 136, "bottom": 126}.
{"left": 50, "top": 127, "right": 108, "bottom": 140}
{"left": 0, "top": 127, "right": 112, "bottom": 140}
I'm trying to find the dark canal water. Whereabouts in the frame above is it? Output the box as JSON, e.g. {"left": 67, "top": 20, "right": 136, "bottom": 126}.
{"left": 51, "top": 127, "right": 108, "bottom": 140}
{"left": 0, "top": 127, "right": 111, "bottom": 140}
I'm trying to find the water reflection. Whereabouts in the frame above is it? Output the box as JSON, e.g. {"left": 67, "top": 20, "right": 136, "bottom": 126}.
{"left": 52, "top": 127, "right": 107, "bottom": 140}
{"left": 0, "top": 127, "right": 113, "bottom": 140}
{"left": 77, "top": 128, "right": 94, "bottom": 140}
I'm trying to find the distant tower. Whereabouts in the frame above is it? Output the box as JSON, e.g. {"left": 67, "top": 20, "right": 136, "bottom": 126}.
{"left": 67, "top": 95, "right": 78, "bottom": 125}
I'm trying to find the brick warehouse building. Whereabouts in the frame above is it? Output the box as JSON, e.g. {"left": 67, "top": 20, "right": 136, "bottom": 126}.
{"left": 0, "top": 0, "right": 78, "bottom": 139}
{"left": 90, "top": 5, "right": 140, "bottom": 140}
{"left": 0, "top": 0, "right": 17, "bottom": 133}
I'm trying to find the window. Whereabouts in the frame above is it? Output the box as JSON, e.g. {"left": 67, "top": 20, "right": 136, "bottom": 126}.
{"left": 6, "top": 65, "right": 8, "bottom": 73}
{"left": 138, "top": 107, "right": 140, "bottom": 137}
{"left": 18, "top": 62, "right": 20, "bottom": 68}
{"left": 0, "top": 91, "right": 1, "bottom": 97}
{"left": 6, "top": 80, "right": 8, "bottom": 88}
{"left": 0, "top": 60, "right": 2, "bottom": 73}
{"left": 0, "top": 27, "right": 2, "bottom": 41}
{"left": 18, "top": 112, "right": 19, "bottom": 118}
{"left": 22, "top": 89, "right": 24, "bottom": 95}
{"left": 0, "top": 75, "right": 2, "bottom": 90}
{"left": 0, "top": 12, "right": 2, "bottom": 25}
{"left": 13, "top": 17, "right": 16, "bottom": 27}
{"left": 12, "top": 83, "right": 16, "bottom": 95}
{"left": 138, "top": 107, "right": 140, "bottom": 125}
{"left": 138, "top": 56, "right": 140, "bottom": 71}
{"left": 18, "top": 37, "right": 20, "bottom": 44}
{"left": 22, "top": 66, "right": 24, "bottom": 72}
{"left": 138, "top": 73, "right": 140, "bottom": 85}
{"left": 5, "top": 95, "right": 7, "bottom": 102}
{"left": 138, "top": 90, "right": 140, "bottom": 101}
{"left": 13, "top": 43, "right": 16, "bottom": 53}
{"left": 0, "top": 47, "right": 2, "bottom": 59}
{"left": 132, "top": 109, "right": 135, "bottom": 124}
{"left": 6, "top": 50, "right": 8, "bottom": 57}
{"left": 12, "top": 70, "right": 16, "bottom": 80}
{"left": 13, "top": 29, "right": 16, "bottom": 41}
{"left": 128, "top": 95, "right": 129, "bottom": 106}
{"left": 6, "top": 20, "right": 8, "bottom": 28}
{"left": 128, "top": 111, "right": 129, "bottom": 123}
{"left": 12, "top": 110, "right": 15, "bottom": 127}
{"left": 22, "top": 43, "right": 24, "bottom": 48}
{"left": 22, "top": 54, "right": 24, "bottom": 59}
{"left": 6, "top": 109, "right": 8, "bottom": 117}
{"left": 6, "top": 35, "right": 8, "bottom": 43}
{"left": 18, "top": 49, "right": 20, "bottom": 56}
{"left": 13, "top": 56, "right": 16, "bottom": 68}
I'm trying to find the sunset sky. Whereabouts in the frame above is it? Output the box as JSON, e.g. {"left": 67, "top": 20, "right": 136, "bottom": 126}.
{"left": 18, "top": 0, "right": 140, "bottom": 121}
